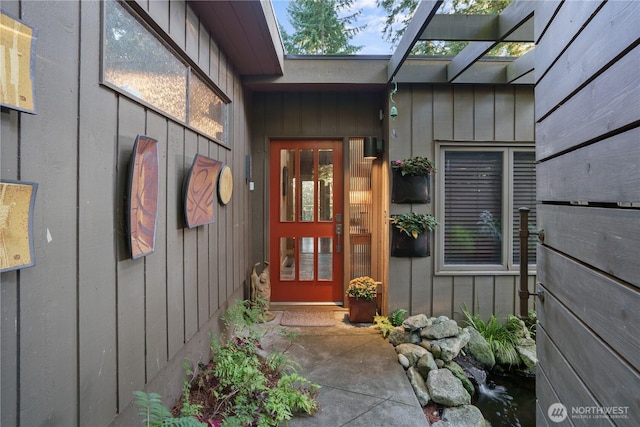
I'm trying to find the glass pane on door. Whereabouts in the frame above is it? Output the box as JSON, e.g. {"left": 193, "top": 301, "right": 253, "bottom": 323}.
{"left": 318, "top": 149, "right": 334, "bottom": 222}
{"left": 280, "top": 150, "right": 296, "bottom": 222}
{"left": 318, "top": 237, "right": 333, "bottom": 280}
{"left": 299, "top": 150, "right": 314, "bottom": 222}
{"left": 299, "top": 237, "right": 314, "bottom": 280}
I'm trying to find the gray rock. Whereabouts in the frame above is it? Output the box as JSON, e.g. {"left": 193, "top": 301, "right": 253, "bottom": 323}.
{"left": 398, "top": 353, "right": 411, "bottom": 369}
{"left": 436, "top": 315, "right": 450, "bottom": 323}
{"left": 407, "top": 367, "right": 431, "bottom": 406}
{"left": 465, "top": 327, "right": 495, "bottom": 370}
{"left": 444, "top": 361, "right": 475, "bottom": 397}
{"left": 517, "top": 342, "right": 537, "bottom": 370}
{"left": 389, "top": 326, "right": 420, "bottom": 346}
{"left": 395, "top": 343, "right": 429, "bottom": 366}
{"left": 428, "top": 329, "right": 471, "bottom": 362}
{"left": 420, "top": 340, "right": 432, "bottom": 352}
{"left": 416, "top": 352, "right": 439, "bottom": 379}
{"left": 403, "top": 314, "right": 431, "bottom": 331}
{"left": 441, "top": 405, "right": 487, "bottom": 427}
{"left": 430, "top": 344, "right": 442, "bottom": 359}
{"left": 435, "top": 358, "right": 445, "bottom": 368}
{"left": 427, "top": 369, "right": 471, "bottom": 407}
{"left": 421, "top": 319, "right": 460, "bottom": 339}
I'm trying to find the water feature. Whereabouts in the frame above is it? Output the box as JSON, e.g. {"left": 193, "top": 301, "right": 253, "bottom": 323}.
{"left": 474, "top": 374, "right": 536, "bottom": 427}
{"left": 456, "top": 354, "right": 536, "bottom": 426}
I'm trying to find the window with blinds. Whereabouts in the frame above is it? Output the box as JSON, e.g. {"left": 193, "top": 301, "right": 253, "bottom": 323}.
{"left": 440, "top": 147, "right": 536, "bottom": 271}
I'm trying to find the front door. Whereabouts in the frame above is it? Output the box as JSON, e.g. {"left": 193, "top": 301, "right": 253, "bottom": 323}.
{"left": 269, "top": 140, "right": 344, "bottom": 303}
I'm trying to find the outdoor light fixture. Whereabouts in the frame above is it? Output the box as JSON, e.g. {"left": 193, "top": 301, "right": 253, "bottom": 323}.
{"left": 363, "top": 137, "right": 377, "bottom": 159}
{"left": 363, "top": 137, "right": 384, "bottom": 159}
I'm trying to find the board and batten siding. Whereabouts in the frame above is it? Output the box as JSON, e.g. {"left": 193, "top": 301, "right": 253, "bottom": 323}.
{"left": 387, "top": 84, "right": 536, "bottom": 322}
{"left": 0, "top": 1, "right": 251, "bottom": 426}
{"left": 534, "top": 1, "right": 640, "bottom": 425}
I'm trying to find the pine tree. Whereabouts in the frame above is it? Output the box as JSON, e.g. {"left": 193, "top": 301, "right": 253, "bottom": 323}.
{"left": 281, "top": 0, "right": 365, "bottom": 55}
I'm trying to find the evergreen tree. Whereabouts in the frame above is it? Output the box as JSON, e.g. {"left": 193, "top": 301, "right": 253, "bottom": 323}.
{"left": 377, "top": 0, "right": 531, "bottom": 56}
{"left": 281, "top": 0, "right": 365, "bottom": 55}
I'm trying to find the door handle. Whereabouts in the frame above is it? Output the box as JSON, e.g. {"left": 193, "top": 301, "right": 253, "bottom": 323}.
{"left": 335, "top": 224, "right": 343, "bottom": 253}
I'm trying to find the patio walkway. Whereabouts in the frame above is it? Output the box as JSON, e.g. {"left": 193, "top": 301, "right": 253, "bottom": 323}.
{"left": 259, "top": 308, "right": 428, "bottom": 426}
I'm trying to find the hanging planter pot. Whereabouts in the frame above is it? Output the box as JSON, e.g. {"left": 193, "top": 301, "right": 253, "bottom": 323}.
{"left": 391, "top": 226, "right": 430, "bottom": 257}
{"left": 391, "top": 156, "right": 435, "bottom": 204}
{"left": 391, "top": 169, "right": 430, "bottom": 203}
{"left": 389, "top": 212, "right": 438, "bottom": 257}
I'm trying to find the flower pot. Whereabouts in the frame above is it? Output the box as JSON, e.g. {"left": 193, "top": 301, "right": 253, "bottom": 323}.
{"left": 391, "top": 169, "right": 430, "bottom": 204}
{"left": 348, "top": 296, "right": 377, "bottom": 323}
{"left": 391, "top": 226, "right": 430, "bottom": 257}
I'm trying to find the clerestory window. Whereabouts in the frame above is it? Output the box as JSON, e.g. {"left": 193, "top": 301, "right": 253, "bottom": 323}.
{"left": 102, "top": 0, "right": 228, "bottom": 143}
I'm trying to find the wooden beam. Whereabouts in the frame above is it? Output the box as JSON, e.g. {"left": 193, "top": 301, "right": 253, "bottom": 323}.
{"left": 420, "top": 14, "right": 498, "bottom": 41}
{"left": 507, "top": 49, "right": 534, "bottom": 82}
{"left": 446, "top": 0, "right": 535, "bottom": 81}
{"left": 387, "top": 0, "right": 443, "bottom": 82}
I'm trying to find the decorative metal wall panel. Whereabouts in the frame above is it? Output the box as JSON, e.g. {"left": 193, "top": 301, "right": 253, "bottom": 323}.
{"left": 127, "top": 135, "right": 159, "bottom": 259}
{"left": 184, "top": 154, "right": 222, "bottom": 228}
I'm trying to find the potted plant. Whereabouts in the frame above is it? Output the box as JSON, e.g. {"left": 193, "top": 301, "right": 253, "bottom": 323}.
{"left": 390, "top": 212, "right": 439, "bottom": 257}
{"left": 391, "top": 156, "right": 435, "bottom": 203}
{"left": 346, "top": 276, "right": 378, "bottom": 323}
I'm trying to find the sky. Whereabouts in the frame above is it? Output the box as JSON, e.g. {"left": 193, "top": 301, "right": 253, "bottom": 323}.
{"left": 270, "top": 0, "right": 399, "bottom": 55}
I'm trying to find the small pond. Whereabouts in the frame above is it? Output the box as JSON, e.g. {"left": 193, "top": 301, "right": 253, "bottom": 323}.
{"left": 473, "top": 373, "right": 536, "bottom": 427}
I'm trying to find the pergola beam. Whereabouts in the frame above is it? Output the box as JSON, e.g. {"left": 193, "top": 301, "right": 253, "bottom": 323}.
{"left": 420, "top": 14, "right": 533, "bottom": 42}
{"left": 387, "top": 0, "right": 443, "bottom": 82}
{"left": 506, "top": 49, "right": 535, "bottom": 83}
{"left": 446, "top": 0, "right": 535, "bottom": 82}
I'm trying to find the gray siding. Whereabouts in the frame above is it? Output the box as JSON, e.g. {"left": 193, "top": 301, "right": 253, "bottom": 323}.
{"left": 535, "top": 0, "right": 640, "bottom": 425}
{"left": 1, "top": 1, "right": 250, "bottom": 426}
{"left": 387, "top": 84, "right": 536, "bottom": 322}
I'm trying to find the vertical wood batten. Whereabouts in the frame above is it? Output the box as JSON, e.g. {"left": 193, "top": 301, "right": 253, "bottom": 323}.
{"left": 78, "top": 1, "right": 119, "bottom": 424}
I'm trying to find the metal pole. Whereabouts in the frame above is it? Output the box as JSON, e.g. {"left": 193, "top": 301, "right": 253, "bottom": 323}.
{"left": 518, "top": 207, "right": 530, "bottom": 319}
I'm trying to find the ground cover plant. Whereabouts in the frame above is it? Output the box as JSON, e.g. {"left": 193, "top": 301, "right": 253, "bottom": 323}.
{"left": 135, "top": 300, "right": 319, "bottom": 427}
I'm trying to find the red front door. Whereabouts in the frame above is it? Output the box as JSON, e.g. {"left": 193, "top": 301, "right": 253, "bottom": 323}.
{"left": 269, "top": 140, "right": 344, "bottom": 303}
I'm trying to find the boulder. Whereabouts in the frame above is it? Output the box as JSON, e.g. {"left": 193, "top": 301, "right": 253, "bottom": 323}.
{"left": 517, "top": 342, "right": 537, "bottom": 374}
{"left": 402, "top": 314, "right": 431, "bottom": 331}
{"left": 421, "top": 319, "right": 460, "bottom": 339}
{"left": 444, "top": 361, "right": 475, "bottom": 397}
{"left": 395, "top": 343, "right": 429, "bottom": 366}
{"left": 465, "top": 327, "right": 495, "bottom": 370}
{"left": 441, "top": 405, "right": 487, "bottom": 427}
{"left": 427, "top": 369, "right": 471, "bottom": 407}
{"left": 416, "top": 352, "right": 439, "bottom": 379}
{"left": 406, "top": 367, "right": 431, "bottom": 406}
{"left": 389, "top": 326, "right": 420, "bottom": 346}
{"left": 427, "top": 328, "right": 471, "bottom": 362}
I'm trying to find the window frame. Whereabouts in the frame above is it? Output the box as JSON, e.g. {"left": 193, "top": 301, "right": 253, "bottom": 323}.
{"left": 435, "top": 142, "right": 536, "bottom": 275}
{"left": 100, "top": 0, "right": 230, "bottom": 145}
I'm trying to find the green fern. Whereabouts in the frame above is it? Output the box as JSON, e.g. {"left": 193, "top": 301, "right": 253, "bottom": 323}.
{"left": 389, "top": 308, "right": 407, "bottom": 327}
{"left": 133, "top": 391, "right": 205, "bottom": 427}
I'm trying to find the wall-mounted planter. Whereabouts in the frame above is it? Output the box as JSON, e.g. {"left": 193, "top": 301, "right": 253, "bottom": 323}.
{"left": 391, "top": 226, "right": 430, "bottom": 257}
{"left": 391, "top": 169, "right": 430, "bottom": 203}
{"left": 348, "top": 296, "right": 377, "bottom": 323}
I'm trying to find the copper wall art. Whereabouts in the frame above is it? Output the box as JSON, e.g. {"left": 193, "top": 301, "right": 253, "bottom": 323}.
{"left": 0, "top": 180, "right": 38, "bottom": 272}
{"left": 127, "top": 135, "right": 159, "bottom": 259}
{"left": 0, "top": 11, "right": 38, "bottom": 114}
{"left": 184, "top": 154, "right": 222, "bottom": 228}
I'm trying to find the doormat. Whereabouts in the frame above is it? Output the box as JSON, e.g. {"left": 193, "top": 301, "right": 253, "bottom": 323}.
{"left": 280, "top": 311, "right": 336, "bottom": 327}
